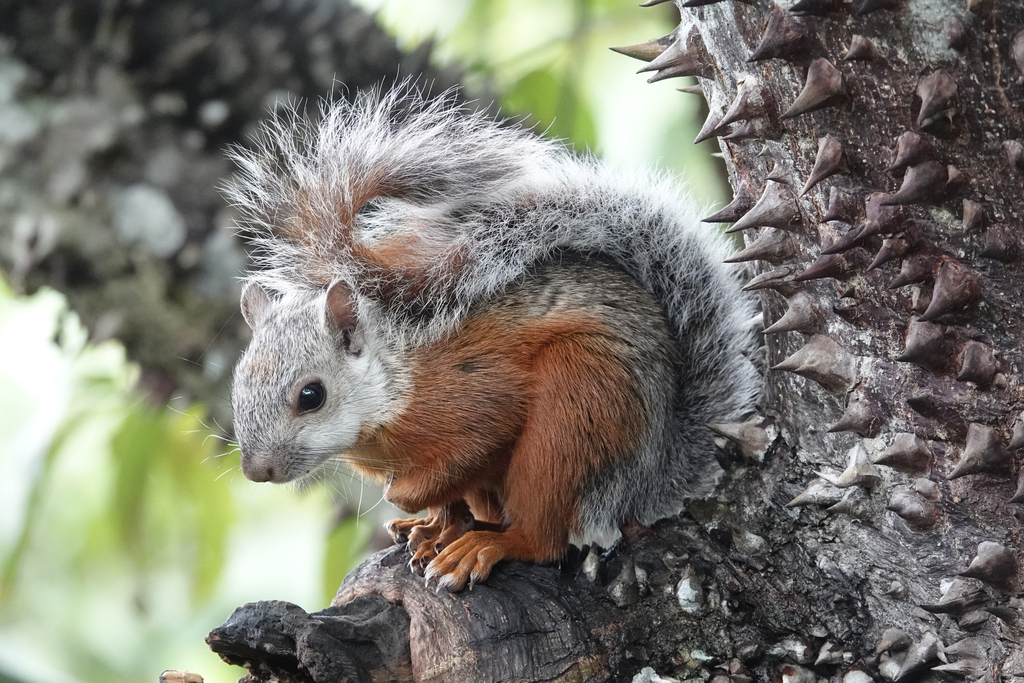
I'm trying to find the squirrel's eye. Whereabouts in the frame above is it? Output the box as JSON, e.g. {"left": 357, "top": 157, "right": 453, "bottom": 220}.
{"left": 297, "top": 381, "right": 326, "bottom": 414}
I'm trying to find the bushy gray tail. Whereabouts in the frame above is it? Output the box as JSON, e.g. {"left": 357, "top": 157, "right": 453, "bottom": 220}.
{"left": 226, "top": 82, "right": 760, "bottom": 425}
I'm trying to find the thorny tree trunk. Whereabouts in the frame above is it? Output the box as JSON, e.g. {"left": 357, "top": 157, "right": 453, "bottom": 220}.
{"left": 207, "top": 1, "right": 1024, "bottom": 682}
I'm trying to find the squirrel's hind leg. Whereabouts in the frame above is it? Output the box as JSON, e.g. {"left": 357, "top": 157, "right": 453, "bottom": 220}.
{"left": 424, "top": 331, "right": 649, "bottom": 591}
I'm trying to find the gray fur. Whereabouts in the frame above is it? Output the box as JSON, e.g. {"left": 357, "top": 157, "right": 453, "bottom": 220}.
{"left": 228, "top": 83, "right": 761, "bottom": 540}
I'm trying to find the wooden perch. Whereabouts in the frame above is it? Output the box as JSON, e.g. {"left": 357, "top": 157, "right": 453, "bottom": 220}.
{"left": 208, "top": 510, "right": 874, "bottom": 683}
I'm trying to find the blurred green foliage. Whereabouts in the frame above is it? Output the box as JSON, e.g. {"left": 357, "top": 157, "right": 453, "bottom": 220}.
{"left": 108, "top": 406, "right": 233, "bottom": 605}
{"left": 0, "top": 1, "right": 722, "bottom": 682}
{"left": 323, "top": 516, "right": 375, "bottom": 603}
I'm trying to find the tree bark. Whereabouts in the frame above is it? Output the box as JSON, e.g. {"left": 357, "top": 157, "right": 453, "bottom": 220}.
{"left": 207, "top": 1, "right": 1024, "bottom": 681}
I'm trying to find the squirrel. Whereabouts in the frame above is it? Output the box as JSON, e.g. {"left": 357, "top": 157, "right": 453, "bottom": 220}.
{"left": 227, "top": 84, "right": 760, "bottom": 591}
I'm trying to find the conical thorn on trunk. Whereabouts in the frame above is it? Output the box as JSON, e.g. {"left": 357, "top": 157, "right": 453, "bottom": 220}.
{"left": 828, "top": 392, "right": 883, "bottom": 437}
{"left": 874, "top": 433, "right": 933, "bottom": 475}
{"left": 916, "top": 70, "right": 958, "bottom": 128}
{"left": 886, "top": 131, "right": 932, "bottom": 173}
{"left": 868, "top": 237, "right": 910, "bottom": 271}
{"left": 886, "top": 486, "right": 939, "bottom": 530}
{"left": 782, "top": 59, "right": 844, "bottom": 119}
{"left": 703, "top": 181, "right": 756, "bottom": 223}
{"left": 764, "top": 291, "right": 824, "bottom": 333}
{"left": 644, "top": 29, "right": 714, "bottom": 82}
{"left": 889, "top": 252, "right": 936, "bottom": 289}
{"left": 881, "top": 161, "right": 949, "bottom": 205}
{"left": 766, "top": 163, "right": 789, "bottom": 184}
{"left": 844, "top": 34, "right": 879, "bottom": 61}
{"left": 786, "top": 477, "right": 844, "bottom": 507}
{"left": 821, "top": 223, "right": 865, "bottom": 255}
{"left": 694, "top": 108, "right": 729, "bottom": 144}
{"left": 896, "top": 317, "right": 956, "bottom": 374}
{"left": 794, "top": 253, "right": 847, "bottom": 281}
{"left": 743, "top": 267, "right": 800, "bottom": 293}
{"left": 826, "top": 488, "right": 871, "bottom": 519}
{"left": 918, "top": 259, "right": 980, "bottom": 321}
{"left": 956, "top": 341, "right": 997, "bottom": 385}
{"left": 920, "top": 579, "right": 988, "bottom": 616}
{"left": 727, "top": 182, "right": 803, "bottom": 233}
{"left": 876, "top": 629, "right": 911, "bottom": 654}
{"left": 822, "top": 187, "right": 859, "bottom": 223}
{"left": 895, "top": 633, "right": 941, "bottom": 681}
{"left": 611, "top": 29, "right": 677, "bottom": 62}
{"left": 947, "top": 423, "right": 1012, "bottom": 479}
{"left": 817, "top": 443, "right": 881, "bottom": 488}
{"left": 862, "top": 193, "right": 904, "bottom": 237}
{"left": 719, "top": 77, "right": 770, "bottom": 128}
{"left": 959, "top": 542, "right": 1017, "bottom": 591}
{"left": 980, "top": 226, "right": 1019, "bottom": 262}
{"left": 721, "top": 121, "right": 759, "bottom": 141}
{"left": 962, "top": 199, "right": 985, "bottom": 231}
{"left": 725, "top": 228, "right": 797, "bottom": 265}
{"left": 748, "top": 7, "right": 815, "bottom": 63}
{"left": 772, "top": 334, "right": 856, "bottom": 392}
{"left": 801, "top": 135, "right": 848, "bottom": 195}
{"left": 952, "top": 607, "right": 988, "bottom": 629}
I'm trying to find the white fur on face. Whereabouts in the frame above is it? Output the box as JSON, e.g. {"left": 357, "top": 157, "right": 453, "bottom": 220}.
{"left": 232, "top": 291, "right": 398, "bottom": 483}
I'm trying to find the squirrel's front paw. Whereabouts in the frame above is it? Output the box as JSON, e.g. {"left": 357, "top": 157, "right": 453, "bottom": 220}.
{"left": 387, "top": 512, "right": 478, "bottom": 575}
{"left": 424, "top": 531, "right": 508, "bottom": 591}
{"left": 385, "top": 517, "right": 429, "bottom": 546}
{"left": 413, "top": 521, "right": 475, "bottom": 573}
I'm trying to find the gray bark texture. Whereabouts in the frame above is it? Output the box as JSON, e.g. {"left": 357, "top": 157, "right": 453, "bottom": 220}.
{"left": 207, "top": 0, "right": 1024, "bottom": 682}
{"left": 0, "top": 0, "right": 458, "bottom": 414}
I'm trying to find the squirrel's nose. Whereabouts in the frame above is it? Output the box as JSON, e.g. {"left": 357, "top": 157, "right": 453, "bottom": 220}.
{"left": 240, "top": 451, "right": 277, "bottom": 482}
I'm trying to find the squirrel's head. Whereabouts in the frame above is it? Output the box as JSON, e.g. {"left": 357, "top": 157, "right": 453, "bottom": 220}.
{"left": 231, "top": 280, "right": 391, "bottom": 483}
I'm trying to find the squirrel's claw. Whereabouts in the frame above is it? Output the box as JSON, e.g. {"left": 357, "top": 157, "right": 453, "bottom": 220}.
{"left": 406, "top": 523, "right": 443, "bottom": 552}
{"left": 386, "top": 516, "right": 429, "bottom": 545}
{"left": 422, "top": 530, "right": 508, "bottom": 592}
{"left": 409, "top": 543, "right": 438, "bottom": 575}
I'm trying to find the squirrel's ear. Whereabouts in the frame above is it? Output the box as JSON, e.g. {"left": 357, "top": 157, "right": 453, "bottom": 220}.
{"left": 240, "top": 282, "right": 271, "bottom": 330}
{"left": 326, "top": 280, "right": 362, "bottom": 355}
